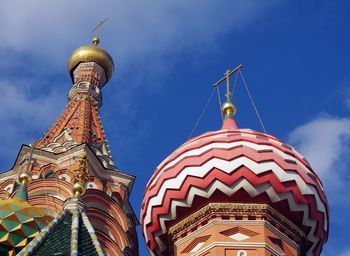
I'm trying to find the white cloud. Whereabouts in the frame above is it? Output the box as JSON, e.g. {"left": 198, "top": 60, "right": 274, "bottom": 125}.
{"left": 322, "top": 248, "right": 350, "bottom": 256}
{"left": 0, "top": 1, "right": 281, "bottom": 66}
{"left": 345, "top": 95, "right": 350, "bottom": 111}
{"left": 0, "top": 79, "right": 65, "bottom": 166}
{"left": 288, "top": 115, "right": 350, "bottom": 197}
{"left": 341, "top": 250, "right": 350, "bottom": 256}
{"left": 0, "top": 1, "right": 283, "bottom": 169}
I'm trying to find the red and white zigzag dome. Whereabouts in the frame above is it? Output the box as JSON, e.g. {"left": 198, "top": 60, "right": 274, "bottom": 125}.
{"left": 141, "top": 103, "right": 329, "bottom": 256}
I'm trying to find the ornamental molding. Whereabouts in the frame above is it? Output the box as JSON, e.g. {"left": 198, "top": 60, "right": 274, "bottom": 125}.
{"left": 191, "top": 241, "right": 289, "bottom": 256}
{"left": 168, "top": 203, "right": 304, "bottom": 239}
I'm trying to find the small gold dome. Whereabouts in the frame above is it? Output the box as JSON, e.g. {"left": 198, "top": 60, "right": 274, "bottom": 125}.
{"left": 67, "top": 38, "right": 114, "bottom": 82}
{"left": 222, "top": 101, "right": 237, "bottom": 116}
{"left": 19, "top": 173, "right": 31, "bottom": 184}
{"left": 73, "top": 182, "right": 85, "bottom": 198}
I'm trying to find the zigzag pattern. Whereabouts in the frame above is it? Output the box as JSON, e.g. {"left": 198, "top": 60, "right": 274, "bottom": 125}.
{"left": 141, "top": 128, "right": 329, "bottom": 255}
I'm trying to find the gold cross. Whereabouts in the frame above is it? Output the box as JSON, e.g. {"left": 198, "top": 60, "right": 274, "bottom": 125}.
{"left": 91, "top": 18, "right": 109, "bottom": 37}
{"left": 213, "top": 64, "right": 243, "bottom": 102}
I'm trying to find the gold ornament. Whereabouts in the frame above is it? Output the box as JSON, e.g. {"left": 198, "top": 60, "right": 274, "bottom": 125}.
{"left": 221, "top": 101, "right": 237, "bottom": 116}
{"left": 19, "top": 173, "right": 31, "bottom": 185}
{"left": 73, "top": 182, "right": 85, "bottom": 198}
{"left": 67, "top": 38, "right": 114, "bottom": 82}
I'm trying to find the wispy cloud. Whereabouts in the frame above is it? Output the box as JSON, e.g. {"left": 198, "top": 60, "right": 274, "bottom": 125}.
{"left": 289, "top": 114, "right": 350, "bottom": 255}
{"left": 0, "top": 79, "right": 65, "bottom": 167}
{"left": 0, "top": 1, "right": 282, "bottom": 170}
{"left": 341, "top": 250, "right": 350, "bottom": 256}
{"left": 0, "top": 0, "right": 281, "bottom": 64}
{"left": 288, "top": 115, "right": 350, "bottom": 199}
{"left": 344, "top": 89, "right": 350, "bottom": 111}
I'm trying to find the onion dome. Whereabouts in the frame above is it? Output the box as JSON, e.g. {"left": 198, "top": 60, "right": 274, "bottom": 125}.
{"left": 0, "top": 173, "right": 53, "bottom": 255}
{"left": 67, "top": 37, "right": 114, "bottom": 84}
{"left": 141, "top": 103, "right": 329, "bottom": 255}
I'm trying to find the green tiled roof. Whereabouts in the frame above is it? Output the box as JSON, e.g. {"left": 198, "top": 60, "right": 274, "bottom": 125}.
{"left": 18, "top": 198, "right": 104, "bottom": 256}
{"left": 26, "top": 211, "right": 101, "bottom": 256}
{"left": 78, "top": 216, "right": 99, "bottom": 256}
{"left": 32, "top": 212, "right": 72, "bottom": 256}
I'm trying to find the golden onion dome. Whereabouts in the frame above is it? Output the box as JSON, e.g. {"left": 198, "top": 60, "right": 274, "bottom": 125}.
{"left": 67, "top": 37, "right": 114, "bottom": 82}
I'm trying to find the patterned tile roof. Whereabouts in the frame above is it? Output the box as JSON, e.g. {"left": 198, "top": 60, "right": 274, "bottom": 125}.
{"left": 18, "top": 199, "right": 105, "bottom": 256}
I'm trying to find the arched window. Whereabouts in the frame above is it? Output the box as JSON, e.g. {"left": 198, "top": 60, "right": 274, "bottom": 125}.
{"left": 44, "top": 170, "right": 55, "bottom": 178}
{"left": 86, "top": 182, "right": 97, "bottom": 189}
{"left": 58, "top": 174, "right": 71, "bottom": 182}
{"left": 237, "top": 250, "right": 248, "bottom": 256}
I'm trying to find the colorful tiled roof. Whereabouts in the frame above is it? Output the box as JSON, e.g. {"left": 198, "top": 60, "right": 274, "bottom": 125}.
{"left": 18, "top": 199, "right": 105, "bottom": 256}
{"left": 0, "top": 175, "right": 52, "bottom": 256}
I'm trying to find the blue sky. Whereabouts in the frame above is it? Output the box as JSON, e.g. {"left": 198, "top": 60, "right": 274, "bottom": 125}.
{"left": 0, "top": 1, "right": 349, "bottom": 255}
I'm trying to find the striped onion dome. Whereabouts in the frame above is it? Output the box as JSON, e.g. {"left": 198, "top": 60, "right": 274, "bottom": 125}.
{"left": 141, "top": 117, "right": 329, "bottom": 256}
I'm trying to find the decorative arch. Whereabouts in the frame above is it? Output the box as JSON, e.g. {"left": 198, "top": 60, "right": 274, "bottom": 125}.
{"left": 95, "top": 229, "right": 123, "bottom": 256}
{"left": 237, "top": 250, "right": 248, "bottom": 256}
{"left": 55, "top": 169, "right": 74, "bottom": 183}
{"left": 25, "top": 178, "right": 73, "bottom": 214}
{"left": 28, "top": 195, "right": 62, "bottom": 216}
{"left": 82, "top": 190, "right": 129, "bottom": 230}
{"left": 0, "top": 178, "right": 16, "bottom": 196}
{"left": 0, "top": 190, "right": 9, "bottom": 199}
{"left": 85, "top": 176, "right": 103, "bottom": 190}
{"left": 38, "top": 163, "right": 59, "bottom": 178}
{"left": 86, "top": 207, "right": 128, "bottom": 248}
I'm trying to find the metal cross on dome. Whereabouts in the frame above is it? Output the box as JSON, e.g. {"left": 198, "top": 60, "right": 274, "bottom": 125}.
{"left": 91, "top": 18, "right": 109, "bottom": 37}
{"left": 213, "top": 64, "right": 243, "bottom": 103}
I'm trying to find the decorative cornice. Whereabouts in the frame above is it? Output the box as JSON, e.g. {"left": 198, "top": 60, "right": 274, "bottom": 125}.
{"left": 168, "top": 203, "right": 304, "bottom": 239}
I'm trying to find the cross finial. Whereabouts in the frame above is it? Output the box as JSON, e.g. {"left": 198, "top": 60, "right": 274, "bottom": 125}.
{"left": 214, "top": 64, "right": 243, "bottom": 118}
{"left": 91, "top": 18, "right": 108, "bottom": 45}
{"left": 224, "top": 69, "right": 232, "bottom": 102}
{"left": 92, "top": 18, "right": 108, "bottom": 37}
{"left": 214, "top": 64, "right": 243, "bottom": 103}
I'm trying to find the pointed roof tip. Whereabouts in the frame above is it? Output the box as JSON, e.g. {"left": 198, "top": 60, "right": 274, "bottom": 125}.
{"left": 13, "top": 183, "right": 28, "bottom": 202}
{"left": 220, "top": 101, "right": 238, "bottom": 130}
{"left": 221, "top": 117, "right": 238, "bottom": 130}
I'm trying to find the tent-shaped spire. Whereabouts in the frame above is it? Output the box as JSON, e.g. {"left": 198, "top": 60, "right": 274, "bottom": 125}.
{"left": 18, "top": 181, "right": 104, "bottom": 256}
{"left": 34, "top": 37, "right": 116, "bottom": 170}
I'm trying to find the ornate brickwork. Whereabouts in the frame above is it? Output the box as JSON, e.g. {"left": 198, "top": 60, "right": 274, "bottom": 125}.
{"left": 168, "top": 203, "right": 303, "bottom": 239}
{"left": 0, "top": 39, "right": 138, "bottom": 256}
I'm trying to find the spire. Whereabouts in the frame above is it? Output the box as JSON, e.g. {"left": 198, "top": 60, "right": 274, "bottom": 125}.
{"left": 213, "top": 65, "right": 242, "bottom": 129}
{"left": 35, "top": 37, "right": 116, "bottom": 170}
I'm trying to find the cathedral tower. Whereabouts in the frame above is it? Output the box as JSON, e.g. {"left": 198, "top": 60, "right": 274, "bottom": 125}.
{"left": 0, "top": 37, "right": 138, "bottom": 255}
{"left": 141, "top": 67, "right": 329, "bottom": 256}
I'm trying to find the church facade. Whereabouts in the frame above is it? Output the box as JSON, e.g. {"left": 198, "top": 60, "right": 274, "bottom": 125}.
{"left": 0, "top": 37, "right": 328, "bottom": 256}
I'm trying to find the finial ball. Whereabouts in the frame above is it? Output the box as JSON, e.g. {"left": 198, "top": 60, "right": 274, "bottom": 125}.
{"left": 19, "top": 173, "right": 31, "bottom": 184}
{"left": 221, "top": 101, "right": 237, "bottom": 116}
{"left": 73, "top": 182, "right": 85, "bottom": 198}
{"left": 92, "top": 37, "right": 100, "bottom": 46}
